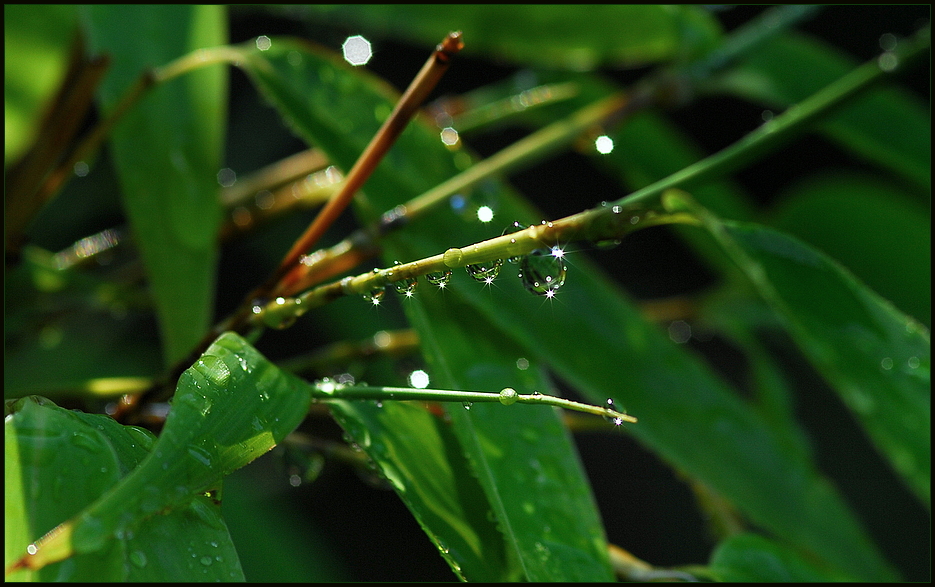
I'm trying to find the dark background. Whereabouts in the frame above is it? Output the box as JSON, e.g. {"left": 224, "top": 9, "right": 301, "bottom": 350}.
{"left": 214, "top": 5, "right": 930, "bottom": 582}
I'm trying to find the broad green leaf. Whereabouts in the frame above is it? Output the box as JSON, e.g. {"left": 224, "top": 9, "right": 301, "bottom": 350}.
{"left": 234, "top": 37, "right": 614, "bottom": 580}
{"left": 707, "top": 533, "right": 852, "bottom": 581}
{"left": 3, "top": 5, "right": 78, "bottom": 165}
{"left": 6, "top": 332, "right": 311, "bottom": 577}
{"left": 402, "top": 293, "right": 614, "bottom": 582}
{"left": 767, "top": 171, "right": 930, "bottom": 326}
{"left": 674, "top": 195, "right": 930, "bottom": 506}
{"left": 708, "top": 32, "right": 930, "bottom": 191}
{"left": 300, "top": 5, "right": 722, "bottom": 69}
{"left": 4, "top": 396, "right": 243, "bottom": 581}
{"left": 81, "top": 5, "right": 227, "bottom": 365}
{"left": 328, "top": 399, "right": 515, "bottom": 581}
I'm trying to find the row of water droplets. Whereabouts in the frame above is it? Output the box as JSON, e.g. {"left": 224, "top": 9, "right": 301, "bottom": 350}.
{"left": 365, "top": 220, "right": 568, "bottom": 305}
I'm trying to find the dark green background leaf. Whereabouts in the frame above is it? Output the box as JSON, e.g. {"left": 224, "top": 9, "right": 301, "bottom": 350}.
{"left": 82, "top": 5, "right": 228, "bottom": 365}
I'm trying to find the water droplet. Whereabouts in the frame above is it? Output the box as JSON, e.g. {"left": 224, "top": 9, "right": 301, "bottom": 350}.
{"left": 196, "top": 355, "right": 230, "bottom": 388}
{"left": 129, "top": 550, "right": 148, "bottom": 568}
{"left": 603, "top": 398, "right": 624, "bottom": 426}
{"left": 519, "top": 248, "right": 566, "bottom": 296}
{"left": 462, "top": 401, "right": 473, "bottom": 410}
{"left": 71, "top": 431, "right": 101, "bottom": 453}
{"left": 593, "top": 238, "right": 621, "bottom": 250}
{"left": 499, "top": 388, "right": 518, "bottom": 406}
{"left": 502, "top": 221, "right": 528, "bottom": 262}
{"left": 425, "top": 269, "right": 452, "bottom": 287}
{"left": 188, "top": 444, "right": 214, "bottom": 468}
{"left": 443, "top": 248, "right": 463, "bottom": 268}
{"left": 262, "top": 297, "right": 300, "bottom": 329}
{"left": 465, "top": 259, "right": 502, "bottom": 283}
{"left": 363, "top": 286, "right": 385, "bottom": 306}
{"left": 200, "top": 556, "right": 213, "bottom": 566}
{"left": 391, "top": 263, "right": 418, "bottom": 297}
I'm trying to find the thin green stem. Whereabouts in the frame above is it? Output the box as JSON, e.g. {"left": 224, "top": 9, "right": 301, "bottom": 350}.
{"left": 313, "top": 383, "right": 637, "bottom": 424}
{"left": 617, "top": 24, "right": 931, "bottom": 211}
{"left": 280, "top": 91, "right": 645, "bottom": 296}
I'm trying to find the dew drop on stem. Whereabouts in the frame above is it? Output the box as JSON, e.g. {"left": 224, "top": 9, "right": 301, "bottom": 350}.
{"left": 390, "top": 262, "right": 418, "bottom": 296}
{"left": 502, "top": 221, "right": 528, "bottom": 263}
{"left": 518, "top": 247, "right": 566, "bottom": 296}
{"left": 498, "top": 387, "right": 518, "bottom": 406}
{"left": 425, "top": 269, "right": 452, "bottom": 287}
{"left": 465, "top": 259, "right": 503, "bottom": 283}
{"left": 363, "top": 286, "right": 385, "bottom": 305}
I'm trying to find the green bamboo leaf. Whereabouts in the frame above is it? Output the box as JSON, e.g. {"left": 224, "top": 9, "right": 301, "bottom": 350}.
{"left": 3, "top": 5, "right": 78, "bottom": 165}
{"left": 6, "top": 332, "right": 311, "bottom": 577}
{"left": 707, "top": 533, "right": 852, "bottom": 581}
{"left": 81, "top": 5, "right": 227, "bottom": 365}
{"left": 328, "top": 399, "right": 516, "bottom": 581}
{"left": 672, "top": 194, "right": 930, "bottom": 506}
{"left": 767, "top": 171, "right": 930, "bottom": 326}
{"left": 401, "top": 293, "right": 614, "bottom": 581}
{"left": 234, "top": 37, "right": 613, "bottom": 580}
{"left": 301, "top": 5, "right": 722, "bottom": 69}
{"left": 708, "top": 32, "right": 930, "bottom": 190}
{"left": 4, "top": 396, "right": 243, "bottom": 581}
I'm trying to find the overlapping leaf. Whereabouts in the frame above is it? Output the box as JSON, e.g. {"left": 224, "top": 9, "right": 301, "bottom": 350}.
{"left": 5, "top": 332, "right": 311, "bottom": 580}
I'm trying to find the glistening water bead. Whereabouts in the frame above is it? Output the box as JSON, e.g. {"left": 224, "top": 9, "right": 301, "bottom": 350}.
{"left": 391, "top": 262, "right": 418, "bottom": 296}
{"left": 465, "top": 258, "right": 503, "bottom": 283}
{"left": 498, "top": 387, "right": 519, "bottom": 406}
{"left": 363, "top": 286, "right": 385, "bottom": 305}
{"left": 425, "top": 269, "right": 452, "bottom": 287}
{"left": 518, "top": 247, "right": 566, "bottom": 296}
{"left": 502, "top": 221, "right": 528, "bottom": 263}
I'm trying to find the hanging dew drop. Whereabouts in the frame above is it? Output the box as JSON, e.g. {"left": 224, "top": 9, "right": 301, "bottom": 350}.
{"left": 363, "top": 286, "right": 385, "bottom": 306}
{"left": 603, "top": 398, "right": 624, "bottom": 426}
{"left": 465, "top": 259, "right": 503, "bottom": 283}
{"left": 519, "top": 248, "right": 566, "bottom": 296}
{"left": 462, "top": 401, "right": 473, "bottom": 410}
{"left": 425, "top": 269, "right": 452, "bottom": 287}
{"left": 392, "top": 275, "right": 418, "bottom": 297}
{"left": 262, "top": 297, "right": 300, "bottom": 329}
{"left": 502, "top": 221, "right": 528, "bottom": 263}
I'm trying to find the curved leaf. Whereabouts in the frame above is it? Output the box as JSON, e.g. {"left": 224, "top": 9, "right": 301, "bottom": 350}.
{"left": 768, "top": 171, "right": 930, "bottom": 326}
{"left": 301, "top": 5, "right": 723, "bottom": 69}
{"left": 674, "top": 195, "right": 930, "bottom": 506}
{"left": 4, "top": 396, "right": 243, "bottom": 581}
{"left": 708, "top": 533, "right": 852, "bottom": 581}
{"left": 328, "top": 400, "right": 515, "bottom": 581}
{"left": 6, "top": 332, "right": 311, "bottom": 577}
